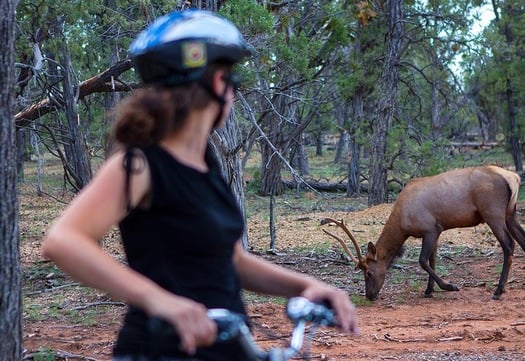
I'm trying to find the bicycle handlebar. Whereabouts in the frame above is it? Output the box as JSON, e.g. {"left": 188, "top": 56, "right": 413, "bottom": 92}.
{"left": 207, "top": 297, "right": 338, "bottom": 361}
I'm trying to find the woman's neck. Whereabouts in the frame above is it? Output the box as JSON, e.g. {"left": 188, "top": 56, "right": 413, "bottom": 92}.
{"left": 160, "top": 109, "right": 215, "bottom": 172}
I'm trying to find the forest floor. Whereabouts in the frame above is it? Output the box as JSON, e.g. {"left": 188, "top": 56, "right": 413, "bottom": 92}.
{"left": 20, "top": 188, "right": 525, "bottom": 361}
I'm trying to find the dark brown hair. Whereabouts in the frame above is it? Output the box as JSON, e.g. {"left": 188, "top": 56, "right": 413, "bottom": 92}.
{"left": 111, "top": 64, "right": 229, "bottom": 148}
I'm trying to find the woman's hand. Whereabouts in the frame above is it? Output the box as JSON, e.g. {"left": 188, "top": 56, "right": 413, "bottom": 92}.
{"left": 233, "top": 243, "right": 359, "bottom": 335}
{"left": 145, "top": 290, "right": 217, "bottom": 355}
{"left": 301, "top": 283, "right": 359, "bottom": 335}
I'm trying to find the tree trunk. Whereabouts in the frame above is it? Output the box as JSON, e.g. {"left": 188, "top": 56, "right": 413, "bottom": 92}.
{"left": 210, "top": 111, "right": 249, "bottom": 249}
{"left": 315, "top": 133, "right": 323, "bottom": 157}
{"left": 0, "top": 0, "right": 23, "bottom": 358}
{"left": 492, "top": 0, "right": 522, "bottom": 173}
{"left": 102, "top": 1, "right": 123, "bottom": 158}
{"left": 60, "top": 38, "right": 93, "bottom": 190}
{"left": 290, "top": 134, "right": 310, "bottom": 176}
{"left": 430, "top": 74, "right": 442, "bottom": 141}
{"left": 485, "top": 112, "right": 497, "bottom": 143}
{"left": 347, "top": 140, "right": 360, "bottom": 196}
{"left": 334, "top": 129, "right": 348, "bottom": 164}
{"left": 368, "top": 0, "right": 404, "bottom": 206}
{"left": 348, "top": 86, "right": 364, "bottom": 196}
{"left": 258, "top": 74, "right": 297, "bottom": 196}
{"left": 332, "top": 90, "right": 349, "bottom": 164}
{"left": 259, "top": 138, "right": 285, "bottom": 196}
{"left": 506, "top": 77, "right": 523, "bottom": 172}
{"left": 103, "top": 52, "right": 122, "bottom": 157}
{"left": 104, "top": 91, "right": 121, "bottom": 157}
{"left": 16, "top": 128, "right": 26, "bottom": 182}
{"left": 30, "top": 124, "right": 44, "bottom": 196}
{"left": 235, "top": 92, "right": 286, "bottom": 197}
{"left": 205, "top": 0, "right": 218, "bottom": 11}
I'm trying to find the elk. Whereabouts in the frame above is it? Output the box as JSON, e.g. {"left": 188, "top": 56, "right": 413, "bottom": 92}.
{"left": 323, "top": 165, "right": 525, "bottom": 301}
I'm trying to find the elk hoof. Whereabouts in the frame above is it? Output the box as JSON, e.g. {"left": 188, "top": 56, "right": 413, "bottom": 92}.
{"left": 423, "top": 292, "right": 433, "bottom": 298}
{"left": 443, "top": 284, "right": 459, "bottom": 292}
{"left": 492, "top": 291, "right": 505, "bottom": 300}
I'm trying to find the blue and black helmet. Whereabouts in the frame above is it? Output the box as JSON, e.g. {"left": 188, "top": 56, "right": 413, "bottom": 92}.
{"left": 129, "top": 10, "right": 252, "bottom": 87}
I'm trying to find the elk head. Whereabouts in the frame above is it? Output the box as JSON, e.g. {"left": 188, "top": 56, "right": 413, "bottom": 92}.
{"left": 322, "top": 218, "right": 386, "bottom": 300}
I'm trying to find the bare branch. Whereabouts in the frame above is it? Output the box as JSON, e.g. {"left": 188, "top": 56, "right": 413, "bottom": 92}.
{"left": 15, "top": 59, "right": 135, "bottom": 127}
{"left": 236, "top": 92, "right": 324, "bottom": 196}
{"left": 71, "top": 301, "right": 126, "bottom": 311}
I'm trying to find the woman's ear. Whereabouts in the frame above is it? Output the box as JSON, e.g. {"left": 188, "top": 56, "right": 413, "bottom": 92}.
{"left": 212, "top": 69, "right": 227, "bottom": 95}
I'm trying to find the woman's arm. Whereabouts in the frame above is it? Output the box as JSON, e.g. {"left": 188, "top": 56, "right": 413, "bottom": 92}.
{"left": 233, "top": 243, "right": 359, "bottom": 334}
{"left": 233, "top": 243, "right": 316, "bottom": 296}
{"left": 42, "top": 152, "right": 216, "bottom": 354}
{"left": 42, "top": 152, "right": 151, "bottom": 302}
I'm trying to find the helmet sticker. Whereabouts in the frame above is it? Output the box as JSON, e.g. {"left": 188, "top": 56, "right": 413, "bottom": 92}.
{"left": 182, "top": 41, "right": 207, "bottom": 68}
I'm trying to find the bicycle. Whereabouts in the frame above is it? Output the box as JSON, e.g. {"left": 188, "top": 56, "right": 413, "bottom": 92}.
{"left": 207, "top": 296, "right": 338, "bottom": 361}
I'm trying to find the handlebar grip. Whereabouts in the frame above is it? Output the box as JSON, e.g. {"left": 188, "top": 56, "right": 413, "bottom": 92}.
{"left": 148, "top": 309, "right": 248, "bottom": 342}
{"left": 286, "top": 297, "right": 338, "bottom": 327}
{"left": 207, "top": 309, "right": 268, "bottom": 360}
{"left": 207, "top": 308, "right": 247, "bottom": 342}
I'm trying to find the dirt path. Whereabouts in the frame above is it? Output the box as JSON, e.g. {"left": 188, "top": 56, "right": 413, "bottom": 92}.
{"left": 23, "top": 281, "right": 525, "bottom": 361}
{"left": 250, "top": 283, "right": 525, "bottom": 361}
{"left": 22, "top": 202, "right": 525, "bottom": 360}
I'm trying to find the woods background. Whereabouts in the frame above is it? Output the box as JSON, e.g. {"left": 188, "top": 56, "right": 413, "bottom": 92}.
{"left": 2, "top": 1, "right": 525, "bottom": 359}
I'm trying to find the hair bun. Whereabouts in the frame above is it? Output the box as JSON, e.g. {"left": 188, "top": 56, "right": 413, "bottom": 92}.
{"left": 113, "top": 91, "right": 172, "bottom": 147}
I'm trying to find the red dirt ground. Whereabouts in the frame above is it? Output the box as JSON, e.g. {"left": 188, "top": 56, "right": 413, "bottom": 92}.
{"left": 22, "top": 202, "right": 525, "bottom": 360}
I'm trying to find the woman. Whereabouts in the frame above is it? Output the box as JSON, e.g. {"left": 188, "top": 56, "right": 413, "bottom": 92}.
{"left": 42, "top": 9, "right": 358, "bottom": 361}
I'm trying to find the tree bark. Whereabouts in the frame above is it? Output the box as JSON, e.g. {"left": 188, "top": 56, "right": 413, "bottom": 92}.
{"left": 16, "top": 128, "right": 27, "bottom": 182}
{"left": 259, "top": 137, "right": 286, "bottom": 196}
{"left": 347, "top": 86, "right": 364, "bottom": 196}
{"left": 290, "top": 134, "right": 310, "bottom": 176}
{"left": 315, "top": 133, "right": 323, "bottom": 156}
{"left": 506, "top": 77, "right": 523, "bottom": 172}
{"left": 59, "top": 38, "right": 93, "bottom": 190}
{"left": 490, "top": 0, "right": 522, "bottom": 173}
{"left": 368, "top": 0, "right": 404, "bottom": 206}
{"left": 257, "top": 72, "right": 296, "bottom": 196}
{"left": 0, "top": 0, "right": 23, "bottom": 358}
{"left": 430, "top": 73, "right": 442, "bottom": 141}
{"left": 332, "top": 86, "right": 349, "bottom": 164}
{"left": 210, "top": 110, "right": 249, "bottom": 249}
{"left": 334, "top": 129, "right": 348, "bottom": 164}
{"left": 102, "top": 0, "right": 123, "bottom": 158}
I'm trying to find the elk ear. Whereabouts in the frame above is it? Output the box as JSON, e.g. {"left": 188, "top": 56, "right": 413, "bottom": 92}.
{"left": 367, "top": 242, "right": 377, "bottom": 260}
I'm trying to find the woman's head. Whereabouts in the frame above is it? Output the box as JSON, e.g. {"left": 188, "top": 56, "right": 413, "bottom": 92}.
{"left": 113, "top": 10, "right": 252, "bottom": 147}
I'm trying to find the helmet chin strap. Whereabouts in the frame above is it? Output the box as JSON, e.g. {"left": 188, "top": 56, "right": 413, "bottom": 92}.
{"left": 198, "top": 79, "right": 230, "bottom": 128}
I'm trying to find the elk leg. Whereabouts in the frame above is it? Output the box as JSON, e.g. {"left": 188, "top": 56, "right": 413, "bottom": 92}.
{"left": 423, "top": 247, "right": 437, "bottom": 297}
{"left": 507, "top": 214, "right": 525, "bottom": 252}
{"left": 490, "top": 226, "right": 515, "bottom": 300}
{"left": 419, "top": 233, "right": 459, "bottom": 297}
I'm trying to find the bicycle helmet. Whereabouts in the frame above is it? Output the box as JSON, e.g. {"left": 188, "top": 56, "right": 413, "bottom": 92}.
{"left": 129, "top": 9, "right": 252, "bottom": 87}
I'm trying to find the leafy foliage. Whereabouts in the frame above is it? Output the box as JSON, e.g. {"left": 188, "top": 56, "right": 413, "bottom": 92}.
{"left": 12, "top": 0, "right": 525, "bottom": 197}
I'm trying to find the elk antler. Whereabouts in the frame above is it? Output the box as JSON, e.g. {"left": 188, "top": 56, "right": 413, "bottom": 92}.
{"left": 322, "top": 218, "right": 364, "bottom": 266}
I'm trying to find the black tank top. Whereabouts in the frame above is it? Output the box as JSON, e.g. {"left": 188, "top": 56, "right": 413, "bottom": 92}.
{"left": 113, "top": 145, "right": 247, "bottom": 360}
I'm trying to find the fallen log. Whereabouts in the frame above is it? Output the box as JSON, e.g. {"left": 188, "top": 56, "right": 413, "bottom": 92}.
{"left": 283, "top": 179, "right": 347, "bottom": 192}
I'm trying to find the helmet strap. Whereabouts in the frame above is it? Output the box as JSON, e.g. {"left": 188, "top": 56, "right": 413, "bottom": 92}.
{"left": 198, "top": 79, "right": 229, "bottom": 128}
